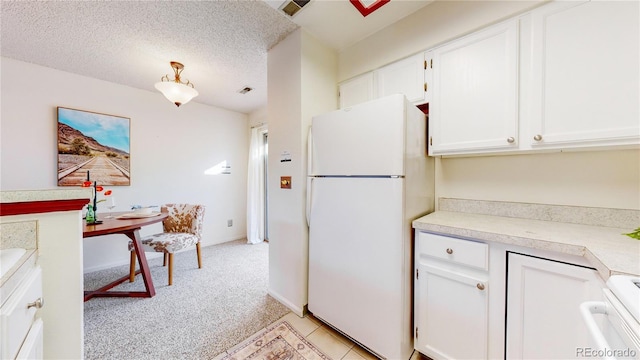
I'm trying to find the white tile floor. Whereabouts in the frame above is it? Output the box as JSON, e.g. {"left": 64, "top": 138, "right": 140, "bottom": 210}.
{"left": 215, "top": 311, "right": 429, "bottom": 360}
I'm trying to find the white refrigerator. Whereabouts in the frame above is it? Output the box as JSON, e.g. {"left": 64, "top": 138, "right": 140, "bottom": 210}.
{"left": 307, "top": 94, "right": 435, "bottom": 360}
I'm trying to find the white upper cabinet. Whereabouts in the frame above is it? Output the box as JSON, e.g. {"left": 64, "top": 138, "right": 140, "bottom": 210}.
{"left": 429, "top": 19, "right": 519, "bottom": 155}
{"left": 525, "top": 0, "right": 640, "bottom": 149}
{"left": 338, "top": 53, "right": 427, "bottom": 109}
{"left": 376, "top": 52, "right": 426, "bottom": 104}
{"left": 338, "top": 72, "right": 375, "bottom": 109}
{"left": 424, "top": 51, "right": 433, "bottom": 104}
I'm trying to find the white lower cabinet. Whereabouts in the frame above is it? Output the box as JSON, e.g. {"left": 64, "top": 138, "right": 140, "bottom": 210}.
{"left": 1, "top": 266, "right": 44, "bottom": 360}
{"left": 414, "top": 232, "right": 490, "bottom": 359}
{"left": 505, "top": 252, "right": 604, "bottom": 359}
{"left": 16, "top": 318, "right": 43, "bottom": 360}
{"left": 415, "top": 232, "right": 606, "bottom": 360}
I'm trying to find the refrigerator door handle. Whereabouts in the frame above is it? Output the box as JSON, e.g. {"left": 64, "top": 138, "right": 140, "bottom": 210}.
{"left": 307, "top": 125, "right": 313, "bottom": 175}
{"left": 306, "top": 177, "right": 313, "bottom": 227}
{"left": 306, "top": 125, "right": 313, "bottom": 227}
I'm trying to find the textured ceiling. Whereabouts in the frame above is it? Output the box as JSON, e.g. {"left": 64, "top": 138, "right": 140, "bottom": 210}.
{"left": 1, "top": 1, "right": 299, "bottom": 114}
{"left": 1, "top": 0, "right": 433, "bottom": 114}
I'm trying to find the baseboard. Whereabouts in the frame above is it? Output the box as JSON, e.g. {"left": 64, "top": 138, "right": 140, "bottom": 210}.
{"left": 267, "top": 287, "right": 306, "bottom": 317}
{"left": 201, "top": 236, "right": 247, "bottom": 247}
{"left": 84, "top": 238, "right": 247, "bottom": 274}
{"left": 83, "top": 252, "right": 163, "bottom": 274}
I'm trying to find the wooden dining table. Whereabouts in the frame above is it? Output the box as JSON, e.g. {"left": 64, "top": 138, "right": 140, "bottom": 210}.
{"left": 83, "top": 211, "right": 168, "bottom": 301}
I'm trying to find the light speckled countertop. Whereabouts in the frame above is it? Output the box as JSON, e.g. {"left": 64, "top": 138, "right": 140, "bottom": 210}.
{"left": 1, "top": 189, "right": 90, "bottom": 203}
{"left": 413, "top": 199, "right": 640, "bottom": 280}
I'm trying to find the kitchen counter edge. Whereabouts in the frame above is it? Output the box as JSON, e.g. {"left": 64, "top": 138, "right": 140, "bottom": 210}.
{"left": 413, "top": 210, "right": 640, "bottom": 280}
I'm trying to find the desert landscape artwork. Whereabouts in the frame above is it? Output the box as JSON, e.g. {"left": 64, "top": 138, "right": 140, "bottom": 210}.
{"left": 57, "top": 107, "right": 131, "bottom": 186}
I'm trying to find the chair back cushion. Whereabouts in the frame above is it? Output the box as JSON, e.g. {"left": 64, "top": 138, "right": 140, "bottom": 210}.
{"left": 161, "top": 204, "right": 205, "bottom": 240}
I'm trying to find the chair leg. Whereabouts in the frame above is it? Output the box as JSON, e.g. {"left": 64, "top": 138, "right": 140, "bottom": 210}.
{"left": 163, "top": 253, "right": 168, "bottom": 267}
{"left": 168, "top": 253, "right": 173, "bottom": 286}
{"left": 196, "top": 242, "right": 202, "bottom": 269}
{"left": 129, "top": 251, "right": 136, "bottom": 282}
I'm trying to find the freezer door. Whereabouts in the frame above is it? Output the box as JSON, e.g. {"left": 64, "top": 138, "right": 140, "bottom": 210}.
{"left": 308, "top": 177, "right": 411, "bottom": 359}
{"left": 310, "top": 94, "right": 407, "bottom": 176}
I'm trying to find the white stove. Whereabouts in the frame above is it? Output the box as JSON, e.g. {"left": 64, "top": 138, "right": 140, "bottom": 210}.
{"left": 581, "top": 275, "right": 640, "bottom": 360}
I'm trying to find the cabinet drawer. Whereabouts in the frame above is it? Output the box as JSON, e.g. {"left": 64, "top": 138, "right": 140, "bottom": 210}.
{"left": 419, "top": 232, "right": 488, "bottom": 270}
{"left": 1, "top": 266, "right": 42, "bottom": 360}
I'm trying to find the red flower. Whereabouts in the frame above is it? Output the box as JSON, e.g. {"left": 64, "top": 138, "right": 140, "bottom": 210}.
{"left": 82, "top": 181, "right": 92, "bottom": 187}
{"left": 96, "top": 186, "right": 104, "bottom": 192}
{"left": 104, "top": 190, "right": 112, "bottom": 196}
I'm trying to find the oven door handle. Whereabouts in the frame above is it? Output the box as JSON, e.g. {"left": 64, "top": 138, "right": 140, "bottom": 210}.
{"left": 580, "top": 301, "right": 617, "bottom": 360}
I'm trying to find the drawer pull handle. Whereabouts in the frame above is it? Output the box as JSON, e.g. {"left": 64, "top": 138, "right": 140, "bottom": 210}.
{"left": 507, "top": 137, "right": 515, "bottom": 143}
{"left": 446, "top": 248, "right": 453, "bottom": 255}
{"left": 27, "top": 297, "right": 44, "bottom": 309}
{"left": 533, "top": 134, "right": 543, "bottom": 141}
{"left": 477, "top": 283, "right": 485, "bottom": 291}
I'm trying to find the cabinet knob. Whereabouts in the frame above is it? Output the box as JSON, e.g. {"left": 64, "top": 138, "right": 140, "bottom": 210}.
{"left": 507, "top": 137, "right": 515, "bottom": 143}
{"left": 27, "top": 297, "right": 44, "bottom": 309}
{"left": 446, "top": 248, "right": 453, "bottom": 255}
{"left": 477, "top": 283, "right": 485, "bottom": 291}
{"left": 533, "top": 134, "right": 543, "bottom": 141}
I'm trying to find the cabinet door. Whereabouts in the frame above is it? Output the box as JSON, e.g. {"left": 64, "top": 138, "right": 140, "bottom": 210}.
{"left": 527, "top": 1, "right": 640, "bottom": 148}
{"left": 506, "top": 253, "right": 604, "bottom": 359}
{"left": 424, "top": 51, "right": 433, "bottom": 104}
{"left": 339, "top": 72, "right": 375, "bottom": 109}
{"left": 15, "top": 318, "right": 43, "bottom": 360}
{"left": 430, "top": 19, "right": 519, "bottom": 155}
{"left": 1, "top": 267, "right": 42, "bottom": 360}
{"left": 376, "top": 53, "right": 426, "bottom": 104}
{"left": 415, "top": 262, "right": 489, "bottom": 360}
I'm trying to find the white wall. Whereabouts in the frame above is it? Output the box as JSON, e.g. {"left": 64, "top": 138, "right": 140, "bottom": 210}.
{"left": 338, "top": 1, "right": 640, "bottom": 211}
{"left": 267, "top": 29, "right": 337, "bottom": 315}
{"left": 0, "top": 57, "right": 251, "bottom": 272}
{"left": 436, "top": 150, "right": 640, "bottom": 210}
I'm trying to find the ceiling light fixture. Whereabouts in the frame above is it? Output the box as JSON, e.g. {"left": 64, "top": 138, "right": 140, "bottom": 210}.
{"left": 155, "top": 61, "right": 199, "bottom": 107}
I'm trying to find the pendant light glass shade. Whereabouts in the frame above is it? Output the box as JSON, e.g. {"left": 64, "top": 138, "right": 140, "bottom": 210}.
{"left": 155, "top": 62, "right": 198, "bottom": 107}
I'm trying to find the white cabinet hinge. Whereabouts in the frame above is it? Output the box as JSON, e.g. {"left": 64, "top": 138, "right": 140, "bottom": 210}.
{"left": 416, "top": 268, "right": 419, "bottom": 279}
{"left": 415, "top": 327, "right": 419, "bottom": 338}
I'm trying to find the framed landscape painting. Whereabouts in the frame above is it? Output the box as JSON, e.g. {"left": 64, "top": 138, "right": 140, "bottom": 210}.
{"left": 57, "top": 107, "right": 131, "bottom": 186}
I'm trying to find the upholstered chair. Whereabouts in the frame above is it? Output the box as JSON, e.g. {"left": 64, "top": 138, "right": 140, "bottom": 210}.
{"left": 128, "top": 204, "right": 205, "bottom": 285}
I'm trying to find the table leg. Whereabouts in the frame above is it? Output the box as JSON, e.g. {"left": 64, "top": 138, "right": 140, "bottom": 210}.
{"left": 83, "top": 228, "right": 156, "bottom": 301}
{"left": 126, "top": 229, "right": 156, "bottom": 297}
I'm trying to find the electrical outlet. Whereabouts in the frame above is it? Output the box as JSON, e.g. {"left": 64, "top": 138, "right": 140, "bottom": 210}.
{"left": 227, "top": 219, "right": 233, "bottom": 227}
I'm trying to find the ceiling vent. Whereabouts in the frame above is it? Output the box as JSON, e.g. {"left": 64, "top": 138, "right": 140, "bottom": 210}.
{"left": 279, "top": 0, "right": 311, "bottom": 17}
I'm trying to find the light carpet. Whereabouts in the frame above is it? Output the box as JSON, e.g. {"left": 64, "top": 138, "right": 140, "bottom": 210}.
{"left": 84, "top": 239, "right": 291, "bottom": 360}
{"left": 221, "top": 321, "right": 331, "bottom": 360}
